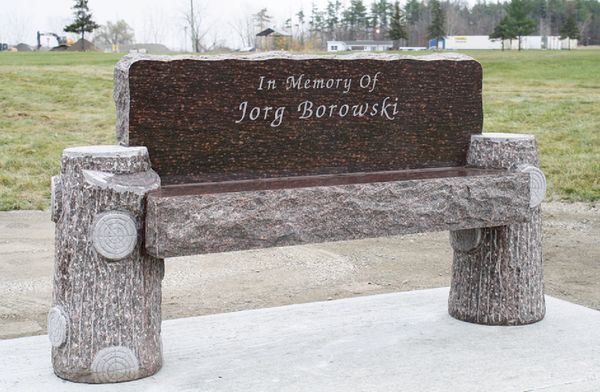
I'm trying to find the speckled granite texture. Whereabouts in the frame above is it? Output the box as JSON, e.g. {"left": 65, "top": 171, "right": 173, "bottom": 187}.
{"left": 145, "top": 171, "right": 530, "bottom": 258}
{"left": 48, "top": 51, "right": 549, "bottom": 386}
{"left": 115, "top": 53, "right": 483, "bottom": 184}
{"left": 449, "top": 134, "right": 546, "bottom": 325}
{"left": 51, "top": 146, "right": 163, "bottom": 383}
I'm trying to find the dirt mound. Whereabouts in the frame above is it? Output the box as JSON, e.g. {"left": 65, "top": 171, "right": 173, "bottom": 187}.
{"left": 50, "top": 45, "right": 69, "bottom": 51}
{"left": 67, "top": 38, "right": 100, "bottom": 52}
{"left": 15, "top": 43, "right": 32, "bottom": 52}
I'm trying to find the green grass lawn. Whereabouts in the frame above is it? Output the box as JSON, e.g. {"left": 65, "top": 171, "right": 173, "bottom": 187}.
{"left": 0, "top": 50, "right": 598, "bottom": 210}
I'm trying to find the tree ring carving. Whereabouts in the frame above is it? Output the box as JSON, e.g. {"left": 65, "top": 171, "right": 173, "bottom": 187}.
{"left": 519, "top": 165, "right": 546, "bottom": 208}
{"left": 91, "top": 346, "right": 140, "bottom": 383}
{"left": 47, "top": 306, "right": 68, "bottom": 348}
{"left": 450, "top": 228, "right": 483, "bottom": 253}
{"left": 92, "top": 212, "right": 137, "bottom": 260}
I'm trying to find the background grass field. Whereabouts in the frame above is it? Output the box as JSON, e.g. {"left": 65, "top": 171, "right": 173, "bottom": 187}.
{"left": 0, "top": 50, "right": 598, "bottom": 210}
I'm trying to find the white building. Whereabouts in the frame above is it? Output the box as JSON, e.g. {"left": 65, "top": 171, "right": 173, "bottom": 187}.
{"left": 443, "top": 36, "right": 502, "bottom": 50}
{"left": 327, "top": 40, "right": 393, "bottom": 52}
{"left": 439, "top": 35, "right": 577, "bottom": 50}
{"left": 327, "top": 36, "right": 577, "bottom": 52}
{"left": 501, "top": 36, "right": 571, "bottom": 50}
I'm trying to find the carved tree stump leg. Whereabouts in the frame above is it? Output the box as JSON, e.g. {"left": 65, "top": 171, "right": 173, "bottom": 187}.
{"left": 448, "top": 133, "right": 547, "bottom": 325}
{"left": 49, "top": 146, "right": 164, "bottom": 383}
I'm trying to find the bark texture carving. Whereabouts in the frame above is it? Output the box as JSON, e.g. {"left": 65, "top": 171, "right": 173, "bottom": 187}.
{"left": 448, "top": 133, "right": 546, "bottom": 325}
{"left": 50, "top": 145, "right": 163, "bottom": 383}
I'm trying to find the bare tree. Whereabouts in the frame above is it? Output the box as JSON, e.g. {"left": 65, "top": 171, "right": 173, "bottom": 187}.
{"left": 142, "top": 5, "right": 170, "bottom": 44}
{"left": 206, "top": 31, "right": 228, "bottom": 51}
{"left": 231, "top": 9, "right": 256, "bottom": 48}
{"left": 5, "top": 11, "right": 32, "bottom": 44}
{"left": 184, "top": 0, "right": 210, "bottom": 52}
{"left": 94, "top": 20, "right": 135, "bottom": 51}
{"left": 296, "top": 9, "right": 306, "bottom": 47}
{"left": 445, "top": 0, "right": 465, "bottom": 36}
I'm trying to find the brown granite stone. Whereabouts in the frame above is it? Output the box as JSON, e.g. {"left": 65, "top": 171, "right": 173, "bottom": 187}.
{"left": 51, "top": 146, "right": 163, "bottom": 383}
{"left": 145, "top": 169, "right": 530, "bottom": 258}
{"left": 115, "top": 53, "right": 482, "bottom": 184}
{"left": 49, "top": 50, "right": 544, "bottom": 386}
{"left": 449, "top": 133, "right": 546, "bottom": 325}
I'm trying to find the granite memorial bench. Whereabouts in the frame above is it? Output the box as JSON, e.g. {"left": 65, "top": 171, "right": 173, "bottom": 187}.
{"left": 48, "top": 53, "right": 547, "bottom": 383}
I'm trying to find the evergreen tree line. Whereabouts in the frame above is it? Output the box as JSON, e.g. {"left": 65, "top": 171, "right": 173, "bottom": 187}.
{"left": 278, "top": 0, "right": 600, "bottom": 48}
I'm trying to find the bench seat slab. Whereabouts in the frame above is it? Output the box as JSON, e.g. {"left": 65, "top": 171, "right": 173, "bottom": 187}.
{"left": 145, "top": 168, "right": 530, "bottom": 258}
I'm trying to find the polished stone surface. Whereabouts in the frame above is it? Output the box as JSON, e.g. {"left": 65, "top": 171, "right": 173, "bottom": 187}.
{"left": 115, "top": 53, "right": 483, "bottom": 184}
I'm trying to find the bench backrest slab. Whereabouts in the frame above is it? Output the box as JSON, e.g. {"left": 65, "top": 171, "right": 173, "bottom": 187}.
{"left": 115, "top": 53, "right": 482, "bottom": 185}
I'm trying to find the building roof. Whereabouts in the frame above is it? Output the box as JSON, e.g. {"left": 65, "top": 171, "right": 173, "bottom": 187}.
{"left": 256, "top": 28, "right": 292, "bottom": 37}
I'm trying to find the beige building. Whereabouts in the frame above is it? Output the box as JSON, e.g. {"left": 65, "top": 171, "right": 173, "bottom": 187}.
{"left": 256, "top": 28, "right": 292, "bottom": 51}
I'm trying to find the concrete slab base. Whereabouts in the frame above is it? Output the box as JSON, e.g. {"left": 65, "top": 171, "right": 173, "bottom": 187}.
{"left": 1, "top": 288, "right": 599, "bottom": 391}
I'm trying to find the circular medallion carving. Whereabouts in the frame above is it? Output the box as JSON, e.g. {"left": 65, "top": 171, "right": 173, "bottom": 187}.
{"left": 450, "top": 228, "right": 483, "bottom": 253}
{"left": 47, "top": 306, "right": 68, "bottom": 348}
{"left": 519, "top": 165, "right": 546, "bottom": 208}
{"left": 91, "top": 346, "right": 140, "bottom": 383}
{"left": 92, "top": 212, "right": 137, "bottom": 260}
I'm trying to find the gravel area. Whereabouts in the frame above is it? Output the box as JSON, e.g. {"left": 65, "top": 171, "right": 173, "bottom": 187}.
{"left": 0, "top": 201, "right": 598, "bottom": 339}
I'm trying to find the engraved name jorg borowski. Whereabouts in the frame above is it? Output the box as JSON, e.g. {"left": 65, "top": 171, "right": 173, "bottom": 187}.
{"left": 235, "top": 72, "right": 401, "bottom": 128}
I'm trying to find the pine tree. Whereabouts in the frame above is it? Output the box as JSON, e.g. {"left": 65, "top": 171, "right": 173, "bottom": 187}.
{"left": 64, "top": 0, "right": 99, "bottom": 50}
{"left": 296, "top": 9, "right": 306, "bottom": 46}
{"left": 405, "top": 0, "right": 421, "bottom": 24}
{"left": 560, "top": 14, "right": 580, "bottom": 49}
{"left": 505, "top": 0, "right": 536, "bottom": 50}
{"left": 325, "top": 0, "right": 342, "bottom": 39}
{"left": 254, "top": 8, "right": 273, "bottom": 32}
{"left": 309, "top": 2, "right": 326, "bottom": 48}
{"left": 376, "top": 0, "right": 393, "bottom": 31}
{"left": 389, "top": 1, "right": 408, "bottom": 49}
{"left": 490, "top": 16, "right": 517, "bottom": 50}
{"left": 369, "top": 0, "right": 393, "bottom": 39}
{"left": 352, "top": 0, "right": 368, "bottom": 39}
{"left": 309, "top": 3, "right": 326, "bottom": 36}
{"left": 404, "top": 0, "right": 422, "bottom": 46}
{"left": 341, "top": 0, "right": 368, "bottom": 40}
{"left": 370, "top": 2, "right": 380, "bottom": 39}
{"left": 309, "top": 2, "right": 319, "bottom": 32}
{"left": 428, "top": 0, "right": 446, "bottom": 48}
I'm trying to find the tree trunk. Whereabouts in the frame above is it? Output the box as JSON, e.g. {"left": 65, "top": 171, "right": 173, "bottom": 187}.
{"left": 448, "top": 133, "right": 547, "bottom": 325}
{"left": 49, "top": 146, "right": 164, "bottom": 383}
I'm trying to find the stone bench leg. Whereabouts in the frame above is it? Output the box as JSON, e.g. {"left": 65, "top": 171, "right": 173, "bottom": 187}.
{"left": 49, "top": 146, "right": 163, "bottom": 383}
{"left": 448, "top": 134, "right": 547, "bottom": 325}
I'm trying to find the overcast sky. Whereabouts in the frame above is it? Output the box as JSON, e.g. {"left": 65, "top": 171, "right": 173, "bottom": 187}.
{"left": 1, "top": 0, "right": 341, "bottom": 49}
